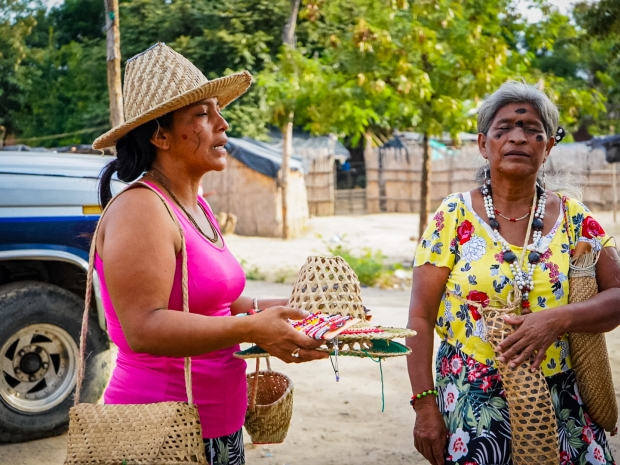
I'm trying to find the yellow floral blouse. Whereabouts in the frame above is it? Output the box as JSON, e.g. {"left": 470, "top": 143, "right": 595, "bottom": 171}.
{"left": 414, "top": 192, "right": 612, "bottom": 377}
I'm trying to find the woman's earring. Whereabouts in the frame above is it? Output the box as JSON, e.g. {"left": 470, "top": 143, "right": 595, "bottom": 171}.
{"left": 484, "top": 162, "right": 491, "bottom": 185}
{"left": 554, "top": 127, "right": 566, "bottom": 145}
{"left": 542, "top": 162, "right": 546, "bottom": 190}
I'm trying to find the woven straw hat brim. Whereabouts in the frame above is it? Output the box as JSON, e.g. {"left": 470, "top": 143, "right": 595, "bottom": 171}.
{"left": 336, "top": 326, "right": 416, "bottom": 341}
{"left": 234, "top": 339, "right": 411, "bottom": 359}
{"left": 93, "top": 71, "right": 252, "bottom": 150}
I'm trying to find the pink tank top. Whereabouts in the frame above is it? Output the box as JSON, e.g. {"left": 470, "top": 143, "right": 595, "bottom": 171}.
{"left": 95, "top": 181, "right": 247, "bottom": 438}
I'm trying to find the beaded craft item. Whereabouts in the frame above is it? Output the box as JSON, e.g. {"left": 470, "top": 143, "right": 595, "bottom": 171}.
{"left": 290, "top": 312, "right": 360, "bottom": 340}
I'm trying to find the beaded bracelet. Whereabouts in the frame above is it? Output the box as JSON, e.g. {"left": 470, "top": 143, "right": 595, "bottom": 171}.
{"left": 410, "top": 389, "right": 438, "bottom": 409}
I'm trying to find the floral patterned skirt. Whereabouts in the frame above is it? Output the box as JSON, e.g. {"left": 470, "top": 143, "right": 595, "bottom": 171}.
{"left": 203, "top": 428, "right": 245, "bottom": 465}
{"left": 435, "top": 341, "right": 615, "bottom": 465}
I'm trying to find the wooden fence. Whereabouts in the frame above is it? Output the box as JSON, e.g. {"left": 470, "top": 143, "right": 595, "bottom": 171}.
{"left": 298, "top": 148, "right": 336, "bottom": 216}
{"left": 365, "top": 145, "right": 482, "bottom": 213}
{"left": 365, "top": 142, "right": 616, "bottom": 213}
{"left": 335, "top": 189, "right": 367, "bottom": 215}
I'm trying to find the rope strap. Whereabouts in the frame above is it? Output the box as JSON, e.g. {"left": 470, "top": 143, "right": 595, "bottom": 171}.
{"left": 75, "top": 181, "right": 194, "bottom": 406}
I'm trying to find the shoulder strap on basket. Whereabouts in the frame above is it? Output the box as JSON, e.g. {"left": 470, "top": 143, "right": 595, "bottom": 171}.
{"left": 74, "top": 181, "right": 194, "bottom": 406}
{"left": 559, "top": 194, "right": 576, "bottom": 251}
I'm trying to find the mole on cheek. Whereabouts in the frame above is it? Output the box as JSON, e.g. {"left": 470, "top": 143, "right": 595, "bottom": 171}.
{"left": 182, "top": 134, "right": 188, "bottom": 140}
{"left": 516, "top": 120, "right": 524, "bottom": 128}
{"left": 515, "top": 108, "right": 527, "bottom": 114}
{"left": 536, "top": 135, "right": 544, "bottom": 142}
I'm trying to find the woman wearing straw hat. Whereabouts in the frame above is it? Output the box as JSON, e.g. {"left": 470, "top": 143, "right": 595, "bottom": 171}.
{"left": 92, "top": 43, "right": 327, "bottom": 465}
{"left": 407, "top": 81, "right": 620, "bottom": 465}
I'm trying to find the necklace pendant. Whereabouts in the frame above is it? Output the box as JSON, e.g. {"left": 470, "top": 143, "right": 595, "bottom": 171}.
{"left": 532, "top": 217, "right": 544, "bottom": 230}
{"left": 503, "top": 251, "right": 517, "bottom": 263}
{"left": 528, "top": 251, "right": 541, "bottom": 263}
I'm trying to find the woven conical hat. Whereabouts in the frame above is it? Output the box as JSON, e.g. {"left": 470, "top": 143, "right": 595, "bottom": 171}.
{"left": 288, "top": 256, "right": 415, "bottom": 341}
{"left": 93, "top": 43, "right": 252, "bottom": 149}
{"left": 288, "top": 256, "right": 366, "bottom": 318}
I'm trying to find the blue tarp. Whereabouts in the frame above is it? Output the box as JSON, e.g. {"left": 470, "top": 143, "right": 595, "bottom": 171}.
{"left": 225, "top": 137, "right": 304, "bottom": 179}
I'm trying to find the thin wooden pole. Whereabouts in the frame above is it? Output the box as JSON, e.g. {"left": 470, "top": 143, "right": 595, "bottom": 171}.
{"left": 279, "top": 0, "right": 300, "bottom": 239}
{"left": 613, "top": 162, "right": 617, "bottom": 223}
{"left": 104, "top": 0, "right": 124, "bottom": 128}
{"left": 281, "top": 119, "right": 293, "bottom": 239}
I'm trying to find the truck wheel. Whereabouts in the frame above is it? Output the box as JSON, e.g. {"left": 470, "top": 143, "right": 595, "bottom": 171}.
{"left": 0, "top": 281, "right": 110, "bottom": 443}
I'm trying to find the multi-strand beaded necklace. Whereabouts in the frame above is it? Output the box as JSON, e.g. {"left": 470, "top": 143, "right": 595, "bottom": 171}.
{"left": 481, "top": 179, "right": 547, "bottom": 311}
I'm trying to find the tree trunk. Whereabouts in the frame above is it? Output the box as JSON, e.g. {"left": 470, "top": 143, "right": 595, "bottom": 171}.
{"left": 104, "top": 0, "right": 124, "bottom": 128}
{"left": 282, "top": 0, "right": 302, "bottom": 46}
{"left": 281, "top": 117, "right": 294, "bottom": 239}
{"left": 418, "top": 132, "right": 431, "bottom": 239}
{"left": 279, "top": 0, "right": 300, "bottom": 239}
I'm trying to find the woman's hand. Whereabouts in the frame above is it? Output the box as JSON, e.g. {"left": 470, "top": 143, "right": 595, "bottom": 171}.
{"left": 413, "top": 398, "right": 448, "bottom": 465}
{"left": 497, "top": 309, "right": 562, "bottom": 371}
{"left": 248, "top": 306, "right": 329, "bottom": 364}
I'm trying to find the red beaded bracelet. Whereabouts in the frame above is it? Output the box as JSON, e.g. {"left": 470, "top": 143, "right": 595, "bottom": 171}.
{"left": 410, "top": 389, "right": 438, "bottom": 409}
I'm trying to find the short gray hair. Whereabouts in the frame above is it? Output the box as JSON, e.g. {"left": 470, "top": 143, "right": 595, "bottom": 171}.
{"left": 477, "top": 81, "right": 559, "bottom": 139}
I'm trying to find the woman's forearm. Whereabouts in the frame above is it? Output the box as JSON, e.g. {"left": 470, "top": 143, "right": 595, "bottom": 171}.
{"left": 406, "top": 316, "right": 437, "bottom": 404}
{"left": 556, "top": 287, "right": 620, "bottom": 334}
{"left": 125, "top": 308, "right": 256, "bottom": 355}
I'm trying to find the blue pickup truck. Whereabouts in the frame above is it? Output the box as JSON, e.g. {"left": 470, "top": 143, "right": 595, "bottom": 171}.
{"left": 0, "top": 149, "right": 123, "bottom": 442}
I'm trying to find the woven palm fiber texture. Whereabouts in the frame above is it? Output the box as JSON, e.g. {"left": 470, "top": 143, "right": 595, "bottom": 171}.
{"left": 288, "top": 256, "right": 366, "bottom": 318}
{"left": 485, "top": 309, "right": 560, "bottom": 464}
{"left": 93, "top": 43, "right": 251, "bottom": 149}
{"left": 64, "top": 403, "right": 206, "bottom": 465}
{"left": 245, "top": 368, "right": 294, "bottom": 445}
{"left": 568, "top": 273, "right": 618, "bottom": 432}
{"left": 65, "top": 183, "right": 207, "bottom": 465}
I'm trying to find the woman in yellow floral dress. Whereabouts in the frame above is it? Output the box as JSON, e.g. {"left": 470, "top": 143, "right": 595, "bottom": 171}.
{"left": 406, "top": 81, "right": 620, "bottom": 465}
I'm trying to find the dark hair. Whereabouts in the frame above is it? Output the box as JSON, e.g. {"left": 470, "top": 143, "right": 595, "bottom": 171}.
{"left": 98, "top": 112, "right": 174, "bottom": 208}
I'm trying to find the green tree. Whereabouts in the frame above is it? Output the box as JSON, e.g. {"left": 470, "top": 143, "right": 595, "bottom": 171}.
{"left": 297, "top": 0, "right": 530, "bottom": 236}
{"left": 0, "top": 0, "right": 44, "bottom": 138}
{"left": 119, "top": 0, "right": 291, "bottom": 140}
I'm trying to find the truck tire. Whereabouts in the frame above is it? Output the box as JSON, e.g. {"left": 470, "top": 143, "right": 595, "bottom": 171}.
{"left": 0, "top": 281, "right": 110, "bottom": 443}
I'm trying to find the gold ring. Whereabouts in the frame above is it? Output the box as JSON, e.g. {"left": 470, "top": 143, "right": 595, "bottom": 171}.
{"left": 291, "top": 348, "right": 301, "bottom": 358}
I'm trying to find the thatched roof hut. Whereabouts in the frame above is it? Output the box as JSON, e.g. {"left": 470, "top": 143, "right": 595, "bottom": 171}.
{"left": 201, "top": 137, "right": 309, "bottom": 238}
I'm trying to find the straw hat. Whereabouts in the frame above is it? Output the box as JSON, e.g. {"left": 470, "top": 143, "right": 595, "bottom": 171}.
{"left": 92, "top": 43, "right": 252, "bottom": 149}
{"left": 236, "top": 256, "right": 416, "bottom": 359}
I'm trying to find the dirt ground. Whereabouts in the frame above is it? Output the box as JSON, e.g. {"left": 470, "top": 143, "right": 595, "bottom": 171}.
{"left": 1, "top": 211, "right": 620, "bottom": 465}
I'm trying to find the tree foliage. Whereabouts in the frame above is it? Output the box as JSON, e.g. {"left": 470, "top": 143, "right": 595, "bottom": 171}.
{"left": 0, "top": 0, "right": 618, "bottom": 147}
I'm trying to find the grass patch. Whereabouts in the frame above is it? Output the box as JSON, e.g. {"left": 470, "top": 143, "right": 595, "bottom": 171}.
{"left": 327, "top": 245, "right": 386, "bottom": 287}
{"left": 240, "top": 260, "right": 267, "bottom": 281}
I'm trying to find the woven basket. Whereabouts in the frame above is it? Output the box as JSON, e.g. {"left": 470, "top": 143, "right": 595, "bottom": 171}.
{"left": 244, "top": 358, "right": 294, "bottom": 445}
{"left": 568, "top": 253, "right": 618, "bottom": 432}
{"left": 64, "top": 183, "right": 207, "bottom": 465}
{"left": 288, "top": 256, "right": 366, "bottom": 318}
{"left": 65, "top": 403, "right": 206, "bottom": 464}
{"left": 484, "top": 308, "right": 560, "bottom": 465}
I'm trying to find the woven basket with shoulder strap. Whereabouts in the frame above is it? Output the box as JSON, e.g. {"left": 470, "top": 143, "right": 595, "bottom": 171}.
{"left": 561, "top": 196, "right": 618, "bottom": 433}
{"left": 64, "top": 182, "right": 207, "bottom": 465}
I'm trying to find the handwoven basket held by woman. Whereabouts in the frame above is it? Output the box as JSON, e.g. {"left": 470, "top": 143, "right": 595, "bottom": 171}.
{"left": 65, "top": 183, "right": 207, "bottom": 465}
{"left": 244, "top": 358, "right": 294, "bottom": 445}
{"left": 484, "top": 306, "right": 560, "bottom": 465}
{"left": 568, "top": 240, "right": 618, "bottom": 433}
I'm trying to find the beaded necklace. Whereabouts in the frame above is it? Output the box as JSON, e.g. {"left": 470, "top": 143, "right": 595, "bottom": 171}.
{"left": 493, "top": 207, "right": 531, "bottom": 222}
{"left": 481, "top": 180, "right": 547, "bottom": 311}
{"left": 148, "top": 169, "right": 220, "bottom": 244}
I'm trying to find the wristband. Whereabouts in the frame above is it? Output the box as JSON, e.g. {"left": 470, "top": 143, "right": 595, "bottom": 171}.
{"left": 410, "top": 389, "right": 438, "bottom": 409}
